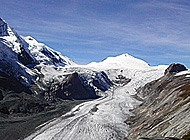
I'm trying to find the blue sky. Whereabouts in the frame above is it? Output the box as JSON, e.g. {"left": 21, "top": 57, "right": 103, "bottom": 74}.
{"left": 1, "top": 0, "right": 190, "bottom": 67}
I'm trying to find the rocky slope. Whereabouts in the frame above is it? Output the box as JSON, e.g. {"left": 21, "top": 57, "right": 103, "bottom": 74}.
{"left": 126, "top": 64, "right": 190, "bottom": 139}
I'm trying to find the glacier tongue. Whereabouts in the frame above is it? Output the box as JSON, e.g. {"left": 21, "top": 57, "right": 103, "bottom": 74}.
{"left": 25, "top": 65, "right": 166, "bottom": 140}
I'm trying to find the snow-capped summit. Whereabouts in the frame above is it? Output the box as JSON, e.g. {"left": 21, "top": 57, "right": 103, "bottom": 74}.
{"left": 87, "top": 53, "right": 150, "bottom": 70}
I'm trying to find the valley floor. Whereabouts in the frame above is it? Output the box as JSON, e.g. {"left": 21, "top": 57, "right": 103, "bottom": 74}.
{"left": 0, "top": 100, "right": 85, "bottom": 140}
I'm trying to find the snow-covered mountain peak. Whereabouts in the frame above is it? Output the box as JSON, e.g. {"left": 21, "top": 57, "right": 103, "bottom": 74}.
{"left": 21, "top": 36, "right": 76, "bottom": 66}
{"left": 0, "top": 19, "right": 76, "bottom": 86}
{"left": 87, "top": 53, "right": 150, "bottom": 70}
{"left": 0, "top": 18, "right": 75, "bottom": 67}
{"left": 22, "top": 36, "right": 39, "bottom": 45}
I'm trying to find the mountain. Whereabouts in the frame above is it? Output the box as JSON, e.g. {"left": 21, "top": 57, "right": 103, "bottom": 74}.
{"left": 0, "top": 18, "right": 114, "bottom": 117}
{"left": 87, "top": 53, "right": 150, "bottom": 70}
{"left": 0, "top": 18, "right": 75, "bottom": 86}
{"left": 1, "top": 18, "right": 189, "bottom": 140}
{"left": 125, "top": 63, "right": 190, "bottom": 139}
{"left": 0, "top": 18, "right": 114, "bottom": 139}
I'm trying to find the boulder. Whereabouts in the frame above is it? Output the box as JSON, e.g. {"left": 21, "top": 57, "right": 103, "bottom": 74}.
{"left": 52, "top": 72, "right": 98, "bottom": 100}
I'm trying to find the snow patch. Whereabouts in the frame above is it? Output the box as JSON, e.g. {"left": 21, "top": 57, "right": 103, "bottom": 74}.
{"left": 175, "top": 69, "right": 190, "bottom": 76}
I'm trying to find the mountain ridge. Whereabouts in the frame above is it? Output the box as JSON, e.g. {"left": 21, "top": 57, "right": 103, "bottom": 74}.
{"left": 125, "top": 64, "right": 190, "bottom": 139}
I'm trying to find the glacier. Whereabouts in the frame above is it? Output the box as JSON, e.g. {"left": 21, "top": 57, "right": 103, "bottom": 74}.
{"left": 25, "top": 60, "right": 167, "bottom": 140}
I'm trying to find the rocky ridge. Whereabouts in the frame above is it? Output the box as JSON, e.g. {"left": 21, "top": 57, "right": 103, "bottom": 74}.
{"left": 126, "top": 64, "right": 190, "bottom": 139}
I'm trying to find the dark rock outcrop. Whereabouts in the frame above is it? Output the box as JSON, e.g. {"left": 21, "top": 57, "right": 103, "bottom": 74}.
{"left": 92, "top": 71, "right": 113, "bottom": 91}
{"left": 0, "top": 18, "right": 8, "bottom": 36}
{"left": 52, "top": 72, "right": 98, "bottom": 100}
{"left": 0, "top": 71, "right": 49, "bottom": 116}
{"left": 18, "top": 46, "right": 34, "bottom": 66}
{"left": 0, "top": 90, "right": 3, "bottom": 100}
{"left": 0, "top": 71, "right": 32, "bottom": 94}
{"left": 164, "top": 63, "right": 187, "bottom": 75}
{"left": 113, "top": 74, "right": 131, "bottom": 86}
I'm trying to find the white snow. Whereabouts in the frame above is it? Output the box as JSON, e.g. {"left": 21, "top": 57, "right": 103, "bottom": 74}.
{"left": 87, "top": 53, "right": 150, "bottom": 70}
{"left": 22, "top": 36, "right": 76, "bottom": 66}
{"left": 175, "top": 69, "right": 190, "bottom": 76}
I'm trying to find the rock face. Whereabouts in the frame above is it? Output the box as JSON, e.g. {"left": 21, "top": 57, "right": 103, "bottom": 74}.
{"left": 112, "top": 74, "right": 131, "bottom": 86}
{"left": 0, "top": 71, "right": 48, "bottom": 115}
{"left": 126, "top": 65, "right": 190, "bottom": 139}
{"left": 0, "top": 18, "right": 8, "bottom": 36}
{"left": 18, "top": 46, "right": 34, "bottom": 66}
{"left": 164, "top": 63, "right": 187, "bottom": 75}
{"left": 0, "top": 72, "right": 32, "bottom": 94}
{"left": 50, "top": 72, "right": 98, "bottom": 100}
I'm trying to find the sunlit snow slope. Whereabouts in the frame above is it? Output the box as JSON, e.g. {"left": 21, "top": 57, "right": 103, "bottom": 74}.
{"left": 25, "top": 54, "right": 167, "bottom": 140}
{"left": 87, "top": 53, "right": 150, "bottom": 70}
